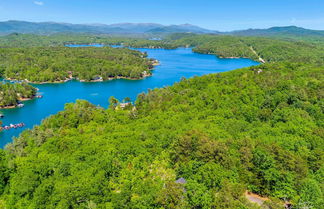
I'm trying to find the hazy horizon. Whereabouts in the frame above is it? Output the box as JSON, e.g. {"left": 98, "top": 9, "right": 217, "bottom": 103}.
{"left": 0, "top": 0, "right": 323, "bottom": 31}
{"left": 1, "top": 19, "right": 322, "bottom": 33}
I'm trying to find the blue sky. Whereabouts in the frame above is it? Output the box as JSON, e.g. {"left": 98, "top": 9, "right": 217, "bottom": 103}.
{"left": 0, "top": 0, "right": 323, "bottom": 31}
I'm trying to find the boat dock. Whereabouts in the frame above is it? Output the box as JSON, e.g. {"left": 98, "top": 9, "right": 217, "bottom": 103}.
{"left": 2, "top": 123, "right": 25, "bottom": 130}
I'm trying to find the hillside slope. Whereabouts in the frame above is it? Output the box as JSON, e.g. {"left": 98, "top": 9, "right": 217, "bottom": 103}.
{"left": 1, "top": 62, "right": 323, "bottom": 208}
{"left": 230, "top": 26, "right": 324, "bottom": 37}
{"left": 173, "top": 34, "right": 324, "bottom": 63}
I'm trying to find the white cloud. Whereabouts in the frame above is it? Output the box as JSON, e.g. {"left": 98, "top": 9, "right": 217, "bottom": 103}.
{"left": 34, "top": 1, "right": 44, "bottom": 6}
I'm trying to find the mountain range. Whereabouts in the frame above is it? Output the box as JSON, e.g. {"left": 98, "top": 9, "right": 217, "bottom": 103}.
{"left": 0, "top": 20, "right": 218, "bottom": 35}
{"left": 230, "top": 26, "right": 324, "bottom": 37}
{"left": 0, "top": 20, "right": 324, "bottom": 37}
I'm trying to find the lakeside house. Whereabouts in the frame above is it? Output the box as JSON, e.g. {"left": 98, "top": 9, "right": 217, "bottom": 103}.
{"left": 119, "top": 102, "right": 131, "bottom": 109}
{"left": 175, "top": 177, "right": 187, "bottom": 184}
{"left": 142, "top": 71, "right": 150, "bottom": 78}
{"left": 92, "top": 76, "right": 103, "bottom": 82}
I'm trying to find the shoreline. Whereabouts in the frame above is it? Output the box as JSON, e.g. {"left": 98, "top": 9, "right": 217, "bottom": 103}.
{"left": 4, "top": 78, "right": 72, "bottom": 84}
{"left": 5, "top": 74, "right": 154, "bottom": 84}
{"left": 192, "top": 51, "right": 260, "bottom": 62}
{"left": 152, "top": 60, "right": 160, "bottom": 66}
{"left": 18, "top": 97, "right": 34, "bottom": 101}
{"left": 4, "top": 60, "right": 158, "bottom": 84}
{"left": 0, "top": 105, "right": 17, "bottom": 110}
{"left": 79, "top": 73, "right": 153, "bottom": 83}
{"left": 0, "top": 95, "right": 39, "bottom": 110}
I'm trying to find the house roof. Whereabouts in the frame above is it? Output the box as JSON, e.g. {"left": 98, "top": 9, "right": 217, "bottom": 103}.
{"left": 175, "top": 177, "right": 187, "bottom": 184}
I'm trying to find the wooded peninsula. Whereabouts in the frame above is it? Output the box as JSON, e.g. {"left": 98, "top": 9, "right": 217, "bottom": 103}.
{"left": 0, "top": 46, "right": 155, "bottom": 83}
{"left": 0, "top": 83, "right": 37, "bottom": 109}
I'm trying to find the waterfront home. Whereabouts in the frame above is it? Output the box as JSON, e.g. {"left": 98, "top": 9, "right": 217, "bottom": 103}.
{"left": 119, "top": 102, "right": 131, "bottom": 109}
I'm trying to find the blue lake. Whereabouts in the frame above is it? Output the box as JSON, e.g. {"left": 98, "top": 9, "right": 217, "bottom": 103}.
{"left": 0, "top": 47, "right": 259, "bottom": 148}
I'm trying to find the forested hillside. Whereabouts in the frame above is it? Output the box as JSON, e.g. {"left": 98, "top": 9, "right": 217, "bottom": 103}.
{"left": 0, "top": 83, "right": 37, "bottom": 108}
{"left": 0, "top": 32, "right": 323, "bottom": 208}
{"left": 230, "top": 26, "right": 324, "bottom": 38}
{"left": 172, "top": 34, "right": 324, "bottom": 63}
{"left": 0, "top": 33, "right": 178, "bottom": 49}
{"left": 0, "top": 47, "right": 154, "bottom": 83}
{"left": 1, "top": 33, "right": 323, "bottom": 64}
{"left": 0, "top": 61, "right": 322, "bottom": 208}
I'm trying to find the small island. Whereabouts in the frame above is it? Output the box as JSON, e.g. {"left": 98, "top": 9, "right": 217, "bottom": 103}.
{"left": 0, "top": 82, "right": 38, "bottom": 109}
{"left": 0, "top": 46, "right": 158, "bottom": 83}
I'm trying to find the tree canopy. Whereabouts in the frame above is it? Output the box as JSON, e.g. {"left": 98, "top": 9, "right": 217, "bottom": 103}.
{"left": 0, "top": 47, "right": 154, "bottom": 83}
{"left": 0, "top": 61, "right": 322, "bottom": 208}
{"left": 0, "top": 82, "right": 37, "bottom": 108}
{"left": 0, "top": 33, "right": 323, "bottom": 208}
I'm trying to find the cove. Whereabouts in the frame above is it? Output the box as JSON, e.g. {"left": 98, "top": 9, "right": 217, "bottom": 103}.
{"left": 0, "top": 47, "right": 259, "bottom": 148}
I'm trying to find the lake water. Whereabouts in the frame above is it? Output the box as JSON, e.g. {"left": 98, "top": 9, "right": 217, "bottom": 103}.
{"left": 0, "top": 46, "right": 259, "bottom": 148}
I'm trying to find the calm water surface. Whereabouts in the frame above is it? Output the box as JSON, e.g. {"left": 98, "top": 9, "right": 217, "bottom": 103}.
{"left": 0, "top": 46, "right": 259, "bottom": 147}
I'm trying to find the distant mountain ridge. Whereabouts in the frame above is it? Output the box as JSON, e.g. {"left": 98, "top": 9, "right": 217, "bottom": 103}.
{"left": 0, "top": 20, "right": 323, "bottom": 37}
{"left": 0, "top": 20, "right": 217, "bottom": 35}
{"left": 230, "top": 26, "right": 324, "bottom": 37}
{"left": 147, "top": 24, "right": 219, "bottom": 34}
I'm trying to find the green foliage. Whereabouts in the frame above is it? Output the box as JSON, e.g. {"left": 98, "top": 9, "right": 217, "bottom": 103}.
{"left": 0, "top": 150, "right": 9, "bottom": 195}
{"left": 0, "top": 32, "right": 323, "bottom": 208}
{"left": 0, "top": 33, "right": 178, "bottom": 49}
{"left": 0, "top": 61, "right": 321, "bottom": 208}
{"left": 185, "top": 180, "right": 213, "bottom": 208}
{"left": 0, "top": 46, "right": 153, "bottom": 82}
{"left": 298, "top": 178, "right": 323, "bottom": 208}
{"left": 172, "top": 34, "right": 324, "bottom": 63}
{"left": 0, "top": 82, "right": 37, "bottom": 107}
{"left": 2, "top": 33, "right": 324, "bottom": 65}
{"left": 109, "top": 96, "right": 119, "bottom": 110}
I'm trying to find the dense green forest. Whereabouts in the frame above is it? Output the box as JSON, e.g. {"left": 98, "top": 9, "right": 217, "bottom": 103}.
{"left": 0, "top": 33, "right": 177, "bottom": 49}
{"left": 0, "top": 83, "right": 37, "bottom": 108}
{"left": 0, "top": 62, "right": 322, "bottom": 208}
{"left": 0, "top": 33, "right": 323, "bottom": 208}
{"left": 1, "top": 33, "right": 323, "bottom": 64}
{"left": 170, "top": 34, "right": 324, "bottom": 63}
{"left": 0, "top": 47, "right": 154, "bottom": 83}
